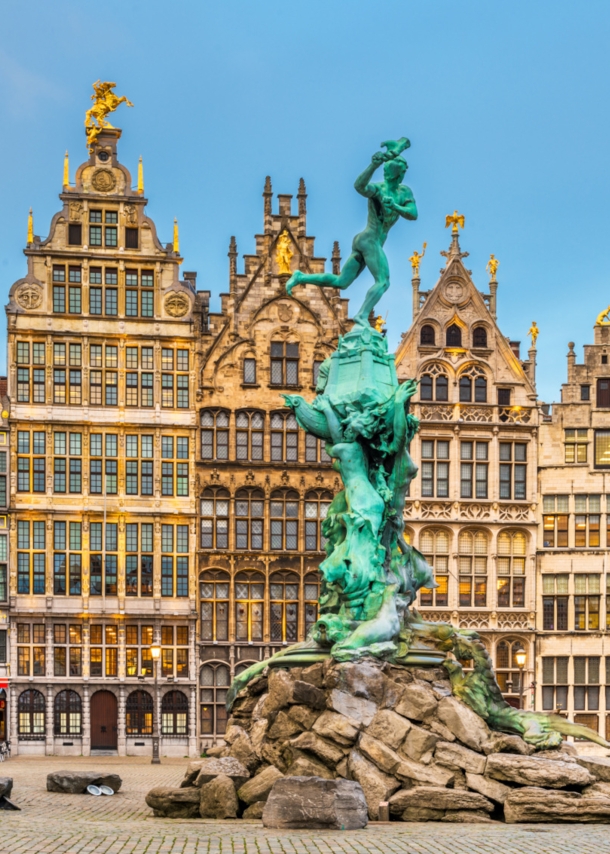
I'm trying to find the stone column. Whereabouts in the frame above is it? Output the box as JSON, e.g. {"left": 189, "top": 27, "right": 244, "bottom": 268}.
{"left": 117, "top": 684, "right": 126, "bottom": 756}
{"left": 46, "top": 683, "right": 54, "bottom": 755}
{"left": 82, "top": 684, "right": 90, "bottom": 756}
{"left": 189, "top": 684, "right": 198, "bottom": 758}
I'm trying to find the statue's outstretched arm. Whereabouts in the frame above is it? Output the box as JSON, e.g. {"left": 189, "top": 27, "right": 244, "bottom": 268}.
{"left": 354, "top": 153, "right": 384, "bottom": 198}
{"left": 390, "top": 190, "right": 418, "bottom": 221}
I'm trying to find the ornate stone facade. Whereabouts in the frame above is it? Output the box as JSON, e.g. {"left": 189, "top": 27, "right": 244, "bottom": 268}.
{"left": 395, "top": 231, "right": 539, "bottom": 709}
{"left": 195, "top": 179, "right": 348, "bottom": 746}
{"left": 6, "top": 126, "right": 203, "bottom": 757}
{"left": 537, "top": 323, "right": 610, "bottom": 742}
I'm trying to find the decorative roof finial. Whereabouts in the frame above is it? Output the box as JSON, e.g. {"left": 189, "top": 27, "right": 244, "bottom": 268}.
{"left": 486, "top": 253, "right": 499, "bottom": 282}
{"left": 409, "top": 242, "right": 427, "bottom": 277}
{"left": 27, "top": 208, "right": 34, "bottom": 245}
{"left": 445, "top": 210, "right": 465, "bottom": 235}
{"left": 137, "top": 156, "right": 144, "bottom": 194}
{"left": 528, "top": 321, "right": 539, "bottom": 348}
{"left": 332, "top": 241, "right": 341, "bottom": 275}
{"left": 173, "top": 218, "right": 180, "bottom": 255}
{"left": 63, "top": 151, "right": 70, "bottom": 189}
{"left": 84, "top": 80, "right": 133, "bottom": 150}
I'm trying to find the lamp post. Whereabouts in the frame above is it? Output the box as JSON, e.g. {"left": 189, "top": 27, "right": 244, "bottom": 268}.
{"left": 150, "top": 644, "right": 161, "bottom": 765}
{"left": 515, "top": 649, "right": 527, "bottom": 710}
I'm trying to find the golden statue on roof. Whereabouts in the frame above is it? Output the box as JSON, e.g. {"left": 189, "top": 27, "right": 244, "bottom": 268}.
{"left": 85, "top": 81, "right": 134, "bottom": 150}
{"left": 596, "top": 306, "right": 610, "bottom": 327}
{"left": 445, "top": 210, "right": 465, "bottom": 234}
{"left": 486, "top": 253, "right": 500, "bottom": 281}
{"left": 276, "top": 230, "right": 294, "bottom": 275}
{"left": 528, "top": 321, "right": 539, "bottom": 347}
{"left": 409, "top": 242, "right": 427, "bottom": 276}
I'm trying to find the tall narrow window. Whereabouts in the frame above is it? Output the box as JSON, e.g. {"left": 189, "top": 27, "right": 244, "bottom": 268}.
{"left": 305, "top": 491, "right": 332, "bottom": 551}
{"left": 542, "top": 575, "right": 569, "bottom": 630}
{"left": 200, "top": 664, "right": 230, "bottom": 737}
{"left": 270, "top": 341, "right": 299, "bottom": 386}
{"left": 542, "top": 494, "right": 569, "bottom": 547}
{"left": 542, "top": 656, "right": 569, "bottom": 711}
{"left": 574, "top": 574, "right": 601, "bottom": 630}
{"left": 243, "top": 358, "right": 256, "bottom": 384}
{"left": 496, "top": 639, "right": 527, "bottom": 697}
{"left": 270, "top": 490, "right": 299, "bottom": 550}
{"left": 497, "top": 530, "right": 526, "bottom": 607}
{"left": 472, "top": 327, "right": 487, "bottom": 348}
{"left": 200, "top": 570, "right": 230, "bottom": 641}
{"left": 234, "top": 489, "right": 264, "bottom": 550}
{"left": 200, "top": 489, "right": 230, "bottom": 549}
{"left": 235, "top": 571, "right": 264, "bottom": 641}
{"left": 421, "top": 439, "right": 450, "bottom": 498}
{"left": 420, "top": 325, "right": 435, "bottom": 346}
{"left": 200, "top": 410, "right": 229, "bottom": 460}
{"left": 446, "top": 324, "right": 462, "bottom": 347}
{"left": 499, "top": 442, "right": 527, "bottom": 500}
{"left": 270, "top": 571, "right": 299, "bottom": 642}
{"left": 458, "top": 530, "right": 488, "bottom": 606}
{"left": 419, "top": 528, "right": 450, "bottom": 606}
{"left": 236, "top": 411, "right": 264, "bottom": 461}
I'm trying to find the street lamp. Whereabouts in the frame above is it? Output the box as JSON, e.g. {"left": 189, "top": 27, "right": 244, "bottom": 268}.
{"left": 515, "top": 649, "right": 527, "bottom": 709}
{"left": 150, "top": 644, "right": 161, "bottom": 765}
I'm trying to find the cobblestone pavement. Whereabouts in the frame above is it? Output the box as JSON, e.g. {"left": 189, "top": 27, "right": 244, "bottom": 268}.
{"left": 1, "top": 755, "right": 608, "bottom": 854}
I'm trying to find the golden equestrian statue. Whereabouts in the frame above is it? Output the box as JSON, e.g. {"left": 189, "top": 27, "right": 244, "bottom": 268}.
{"left": 596, "top": 306, "right": 610, "bottom": 327}
{"left": 528, "top": 321, "right": 539, "bottom": 347}
{"left": 275, "top": 230, "right": 294, "bottom": 275}
{"left": 486, "top": 253, "right": 500, "bottom": 281}
{"left": 445, "top": 210, "right": 465, "bottom": 234}
{"left": 409, "top": 242, "right": 427, "bottom": 276}
{"left": 85, "top": 81, "right": 134, "bottom": 150}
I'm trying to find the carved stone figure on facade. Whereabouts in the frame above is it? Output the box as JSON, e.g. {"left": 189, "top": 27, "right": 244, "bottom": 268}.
{"left": 286, "top": 138, "right": 416, "bottom": 326}
{"left": 275, "top": 230, "right": 293, "bottom": 275}
{"left": 528, "top": 320, "right": 539, "bottom": 348}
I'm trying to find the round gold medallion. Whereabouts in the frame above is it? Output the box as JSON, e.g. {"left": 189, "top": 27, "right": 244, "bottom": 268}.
{"left": 91, "top": 169, "right": 117, "bottom": 193}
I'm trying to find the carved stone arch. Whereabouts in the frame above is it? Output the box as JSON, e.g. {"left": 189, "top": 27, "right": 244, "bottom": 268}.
{"left": 457, "top": 360, "right": 489, "bottom": 379}
{"left": 418, "top": 360, "right": 454, "bottom": 379}
{"left": 249, "top": 293, "right": 323, "bottom": 334}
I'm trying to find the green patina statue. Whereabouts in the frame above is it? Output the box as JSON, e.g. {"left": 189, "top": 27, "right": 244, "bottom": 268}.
{"left": 286, "top": 137, "right": 416, "bottom": 326}
{"left": 226, "top": 140, "right": 609, "bottom": 752}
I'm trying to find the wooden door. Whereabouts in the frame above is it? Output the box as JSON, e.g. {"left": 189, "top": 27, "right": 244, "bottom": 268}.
{"left": 90, "top": 690, "right": 117, "bottom": 749}
{"left": 597, "top": 379, "right": 610, "bottom": 408}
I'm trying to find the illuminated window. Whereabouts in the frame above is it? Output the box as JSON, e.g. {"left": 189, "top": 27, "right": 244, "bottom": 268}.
{"left": 126, "top": 690, "right": 153, "bottom": 735}
{"left": 200, "top": 570, "right": 230, "bottom": 641}
{"left": 419, "top": 529, "right": 449, "bottom": 606}
{"left": 270, "top": 570, "right": 299, "bottom": 642}
{"left": 54, "top": 690, "right": 82, "bottom": 735}
{"left": 200, "top": 489, "right": 229, "bottom": 549}
{"left": 162, "top": 690, "right": 188, "bottom": 735}
{"left": 542, "top": 656, "right": 568, "bottom": 711}
{"left": 497, "top": 531, "right": 526, "bottom": 607}
{"left": 458, "top": 530, "right": 488, "bottom": 607}
{"left": 565, "top": 429, "right": 588, "bottom": 463}
{"left": 235, "top": 571, "right": 264, "bottom": 642}
{"left": 18, "top": 689, "right": 45, "bottom": 738}
{"left": 200, "top": 663, "right": 229, "bottom": 736}
{"left": 496, "top": 639, "right": 526, "bottom": 696}
{"left": 542, "top": 495, "right": 569, "bottom": 547}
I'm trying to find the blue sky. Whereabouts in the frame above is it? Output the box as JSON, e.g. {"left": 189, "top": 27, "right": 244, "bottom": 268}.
{"left": 1, "top": 1, "right": 610, "bottom": 402}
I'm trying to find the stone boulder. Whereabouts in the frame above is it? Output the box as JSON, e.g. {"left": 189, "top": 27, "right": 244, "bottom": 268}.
{"left": 262, "top": 776, "right": 368, "bottom": 829}
{"left": 0, "top": 777, "right": 13, "bottom": 798}
{"left": 465, "top": 772, "right": 511, "bottom": 804}
{"left": 348, "top": 749, "right": 400, "bottom": 819}
{"left": 395, "top": 682, "right": 438, "bottom": 721}
{"left": 313, "top": 710, "right": 360, "bottom": 746}
{"left": 504, "top": 786, "right": 610, "bottom": 823}
{"left": 193, "top": 757, "right": 250, "bottom": 789}
{"left": 576, "top": 755, "right": 610, "bottom": 782}
{"left": 47, "top": 771, "right": 122, "bottom": 794}
{"left": 482, "top": 733, "right": 534, "bottom": 756}
{"left": 199, "top": 774, "right": 239, "bottom": 819}
{"left": 238, "top": 765, "right": 284, "bottom": 804}
{"left": 327, "top": 689, "right": 377, "bottom": 725}
{"left": 289, "top": 731, "right": 345, "bottom": 767}
{"left": 286, "top": 752, "right": 334, "bottom": 779}
{"left": 146, "top": 786, "right": 201, "bottom": 818}
{"left": 243, "top": 801, "right": 265, "bottom": 819}
{"left": 366, "top": 709, "right": 411, "bottom": 750}
{"left": 393, "top": 785, "right": 493, "bottom": 814}
{"left": 486, "top": 753, "right": 594, "bottom": 788}
{"left": 435, "top": 741, "right": 486, "bottom": 775}
{"left": 436, "top": 697, "right": 490, "bottom": 752}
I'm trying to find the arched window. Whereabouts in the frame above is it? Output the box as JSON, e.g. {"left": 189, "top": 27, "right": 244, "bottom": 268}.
{"left": 18, "top": 689, "right": 45, "bottom": 738}
{"left": 200, "top": 569, "right": 230, "bottom": 641}
{"left": 271, "top": 412, "right": 299, "bottom": 462}
{"left": 126, "top": 690, "right": 153, "bottom": 736}
{"left": 435, "top": 375, "right": 448, "bottom": 401}
{"left": 54, "top": 689, "right": 82, "bottom": 735}
{"left": 235, "top": 489, "right": 264, "bottom": 550}
{"left": 201, "top": 410, "right": 229, "bottom": 460}
{"left": 420, "top": 375, "right": 433, "bottom": 401}
{"left": 161, "top": 690, "right": 188, "bottom": 735}
{"left": 420, "top": 325, "right": 435, "bottom": 346}
{"left": 271, "top": 490, "right": 299, "bottom": 550}
{"left": 200, "top": 489, "right": 229, "bottom": 550}
{"left": 305, "top": 491, "right": 332, "bottom": 551}
{"left": 270, "top": 571, "right": 299, "bottom": 642}
{"left": 458, "top": 531, "right": 488, "bottom": 607}
{"left": 419, "top": 529, "right": 450, "bottom": 607}
{"left": 497, "top": 531, "right": 526, "bottom": 607}
{"left": 235, "top": 571, "right": 264, "bottom": 641}
{"left": 305, "top": 572, "right": 320, "bottom": 635}
{"left": 475, "top": 376, "right": 487, "bottom": 403}
{"left": 200, "top": 663, "right": 229, "bottom": 736}
{"left": 459, "top": 376, "right": 472, "bottom": 402}
{"left": 472, "top": 327, "right": 487, "bottom": 348}
{"left": 236, "top": 411, "right": 264, "bottom": 461}
{"left": 495, "top": 638, "right": 526, "bottom": 699}
{"left": 446, "top": 324, "right": 462, "bottom": 347}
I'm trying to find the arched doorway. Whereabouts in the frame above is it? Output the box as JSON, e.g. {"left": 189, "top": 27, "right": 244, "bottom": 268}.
{"left": 90, "top": 690, "right": 117, "bottom": 750}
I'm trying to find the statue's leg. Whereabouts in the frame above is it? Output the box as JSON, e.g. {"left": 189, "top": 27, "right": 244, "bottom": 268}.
{"left": 353, "top": 245, "right": 390, "bottom": 324}
{"left": 286, "top": 252, "right": 364, "bottom": 296}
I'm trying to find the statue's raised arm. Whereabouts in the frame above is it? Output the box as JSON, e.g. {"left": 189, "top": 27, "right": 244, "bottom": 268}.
{"left": 286, "top": 136, "right": 417, "bottom": 326}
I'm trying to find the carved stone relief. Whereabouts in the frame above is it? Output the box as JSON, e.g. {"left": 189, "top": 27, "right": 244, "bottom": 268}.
{"left": 15, "top": 283, "right": 43, "bottom": 310}
{"left": 164, "top": 292, "right": 190, "bottom": 317}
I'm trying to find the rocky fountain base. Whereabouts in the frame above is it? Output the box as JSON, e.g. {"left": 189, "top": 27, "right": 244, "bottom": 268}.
{"left": 146, "top": 658, "right": 610, "bottom": 825}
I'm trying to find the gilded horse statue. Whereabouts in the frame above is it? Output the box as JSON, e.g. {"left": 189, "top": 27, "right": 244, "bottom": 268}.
{"left": 85, "top": 81, "right": 134, "bottom": 149}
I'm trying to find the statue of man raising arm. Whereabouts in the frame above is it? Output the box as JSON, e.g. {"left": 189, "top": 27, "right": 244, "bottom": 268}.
{"left": 286, "top": 138, "right": 417, "bottom": 326}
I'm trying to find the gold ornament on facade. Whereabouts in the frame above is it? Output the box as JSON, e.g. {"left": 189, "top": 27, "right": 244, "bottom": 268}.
{"left": 84, "top": 80, "right": 133, "bottom": 149}
{"left": 596, "top": 306, "right": 610, "bottom": 326}
{"left": 409, "top": 242, "right": 427, "bottom": 276}
{"left": 373, "top": 315, "right": 386, "bottom": 333}
{"left": 445, "top": 210, "right": 465, "bottom": 234}
{"left": 16, "top": 283, "right": 43, "bottom": 310}
{"left": 275, "top": 230, "right": 293, "bottom": 275}
{"left": 486, "top": 254, "right": 500, "bottom": 281}
{"left": 27, "top": 207, "right": 34, "bottom": 245}
{"left": 528, "top": 321, "right": 539, "bottom": 347}
{"left": 164, "top": 292, "right": 190, "bottom": 317}
{"left": 91, "top": 169, "right": 117, "bottom": 193}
